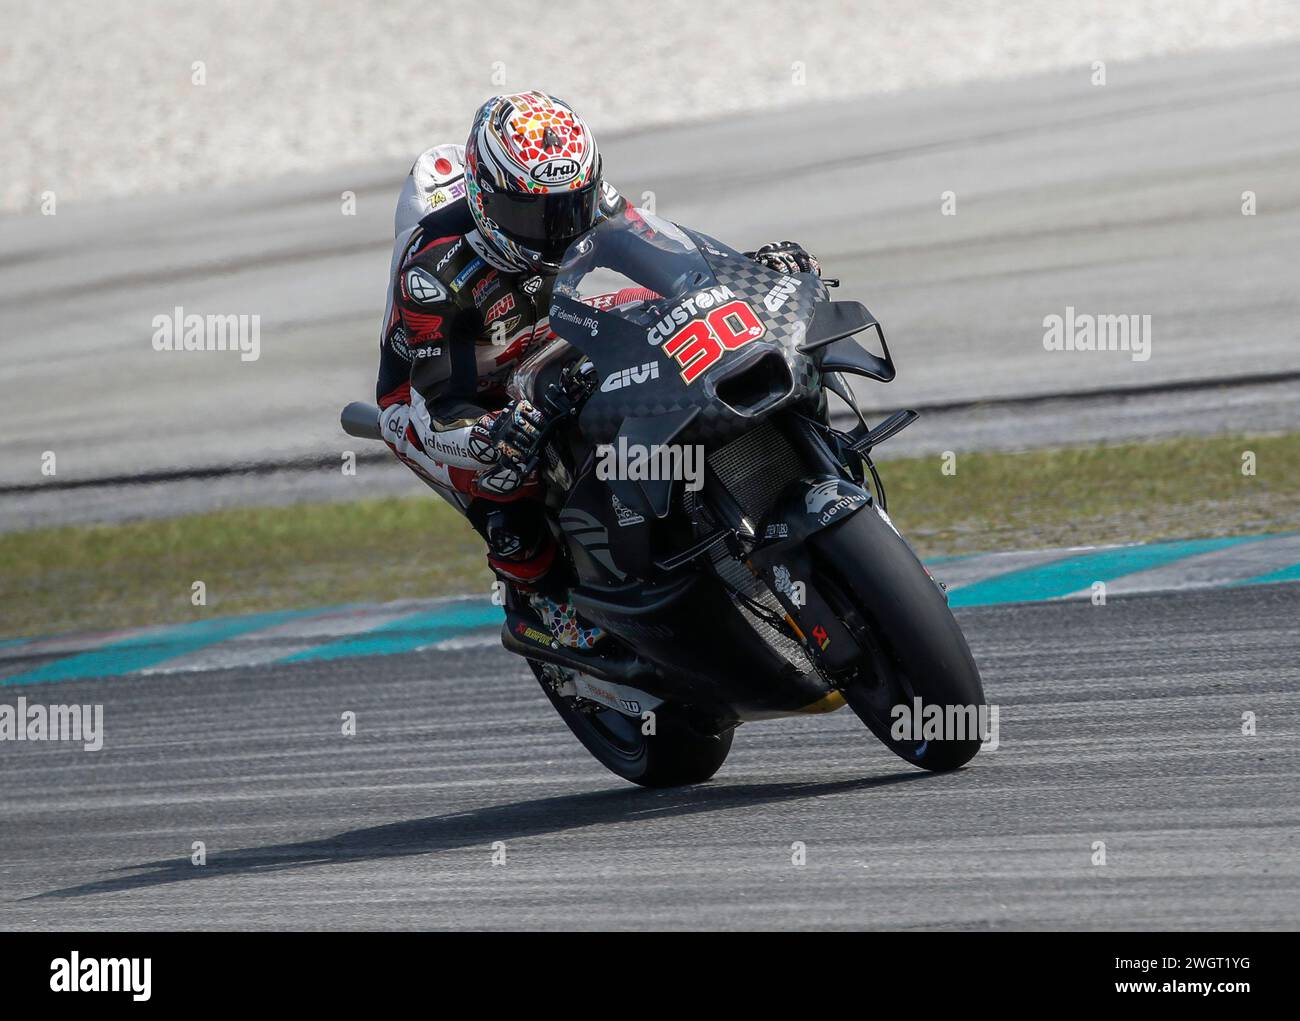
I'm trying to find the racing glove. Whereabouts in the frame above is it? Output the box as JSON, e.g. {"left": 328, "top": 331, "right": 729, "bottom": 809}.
{"left": 749, "top": 240, "right": 821, "bottom": 277}
{"left": 467, "top": 398, "right": 547, "bottom": 495}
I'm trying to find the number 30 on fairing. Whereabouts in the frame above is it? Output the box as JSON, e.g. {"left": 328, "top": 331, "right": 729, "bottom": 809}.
{"left": 662, "top": 300, "right": 766, "bottom": 383}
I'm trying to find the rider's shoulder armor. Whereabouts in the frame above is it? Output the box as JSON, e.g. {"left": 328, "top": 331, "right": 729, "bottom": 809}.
{"left": 394, "top": 143, "right": 470, "bottom": 237}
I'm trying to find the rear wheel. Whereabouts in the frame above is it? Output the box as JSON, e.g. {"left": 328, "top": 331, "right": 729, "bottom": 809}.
{"left": 529, "top": 662, "right": 735, "bottom": 787}
{"left": 811, "top": 505, "right": 986, "bottom": 771}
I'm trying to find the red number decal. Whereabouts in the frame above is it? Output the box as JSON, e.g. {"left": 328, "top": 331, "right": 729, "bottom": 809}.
{"left": 664, "top": 320, "right": 722, "bottom": 384}
{"left": 661, "top": 300, "right": 766, "bottom": 383}
{"left": 712, "top": 300, "right": 765, "bottom": 350}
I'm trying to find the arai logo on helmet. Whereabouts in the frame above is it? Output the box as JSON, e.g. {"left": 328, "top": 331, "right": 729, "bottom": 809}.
{"left": 530, "top": 158, "right": 581, "bottom": 186}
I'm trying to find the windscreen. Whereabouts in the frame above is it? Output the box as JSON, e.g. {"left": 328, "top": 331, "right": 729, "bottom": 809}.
{"left": 554, "top": 209, "right": 724, "bottom": 328}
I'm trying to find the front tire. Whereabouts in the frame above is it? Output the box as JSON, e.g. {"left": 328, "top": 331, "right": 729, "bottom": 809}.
{"left": 811, "top": 505, "right": 986, "bottom": 771}
{"left": 530, "top": 663, "right": 735, "bottom": 788}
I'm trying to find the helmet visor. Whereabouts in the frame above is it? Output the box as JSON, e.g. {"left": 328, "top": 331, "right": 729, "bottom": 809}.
{"left": 479, "top": 181, "right": 601, "bottom": 263}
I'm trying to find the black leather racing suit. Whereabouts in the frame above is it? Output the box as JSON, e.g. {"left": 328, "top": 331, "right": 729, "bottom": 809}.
{"left": 376, "top": 143, "right": 626, "bottom": 585}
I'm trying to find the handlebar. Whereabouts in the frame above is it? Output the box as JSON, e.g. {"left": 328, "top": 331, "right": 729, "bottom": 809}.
{"left": 339, "top": 361, "right": 590, "bottom": 451}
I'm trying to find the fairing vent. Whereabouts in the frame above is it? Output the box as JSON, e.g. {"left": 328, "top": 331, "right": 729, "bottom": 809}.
{"left": 714, "top": 351, "right": 793, "bottom": 417}
{"left": 706, "top": 420, "right": 806, "bottom": 523}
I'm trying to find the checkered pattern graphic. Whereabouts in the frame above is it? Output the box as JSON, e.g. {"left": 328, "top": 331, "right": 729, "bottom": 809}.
{"left": 694, "top": 231, "right": 822, "bottom": 345}
{"left": 688, "top": 230, "right": 826, "bottom": 442}
{"left": 563, "top": 226, "right": 828, "bottom": 449}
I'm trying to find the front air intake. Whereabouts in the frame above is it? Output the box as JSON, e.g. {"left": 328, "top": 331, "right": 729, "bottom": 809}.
{"left": 713, "top": 351, "right": 794, "bottom": 417}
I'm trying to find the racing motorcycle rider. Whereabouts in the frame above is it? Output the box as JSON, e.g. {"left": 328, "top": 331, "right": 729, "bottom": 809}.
{"left": 375, "top": 90, "right": 821, "bottom": 651}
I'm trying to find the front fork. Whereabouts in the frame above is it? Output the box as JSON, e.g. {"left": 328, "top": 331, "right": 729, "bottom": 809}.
{"left": 749, "top": 538, "right": 865, "bottom": 680}
{"left": 738, "top": 413, "right": 871, "bottom": 679}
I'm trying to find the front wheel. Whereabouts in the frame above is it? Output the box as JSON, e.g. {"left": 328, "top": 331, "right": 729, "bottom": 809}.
{"left": 811, "top": 506, "right": 986, "bottom": 771}
{"left": 529, "top": 663, "right": 735, "bottom": 788}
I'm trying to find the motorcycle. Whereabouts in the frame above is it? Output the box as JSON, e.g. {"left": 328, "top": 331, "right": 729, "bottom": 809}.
{"left": 342, "top": 208, "right": 986, "bottom": 787}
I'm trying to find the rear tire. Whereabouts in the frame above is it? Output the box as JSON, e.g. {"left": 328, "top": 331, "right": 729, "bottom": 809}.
{"left": 530, "top": 663, "right": 735, "bottom": 788}
{"left": 811, "top": 505, "right": 986, "bottom": 771}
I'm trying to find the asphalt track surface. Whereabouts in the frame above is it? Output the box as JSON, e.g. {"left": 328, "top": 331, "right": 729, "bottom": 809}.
{"left": 1, "top": 583, "right": 1296, "bottom": 931}
{"left": 2, "top": 44, "right": 1299, "bottom": 510}
{"left": 2, "top": 42, "right": 1298, "bottom": 933}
